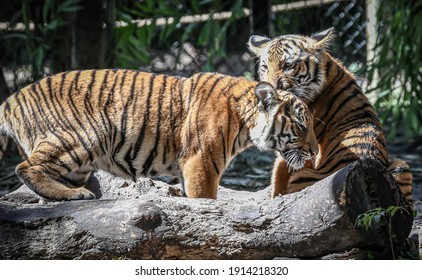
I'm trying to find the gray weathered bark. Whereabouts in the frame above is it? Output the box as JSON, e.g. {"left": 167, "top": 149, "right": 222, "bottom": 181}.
{"left": 0, "top": 158, "right": 413, "bottom": 259}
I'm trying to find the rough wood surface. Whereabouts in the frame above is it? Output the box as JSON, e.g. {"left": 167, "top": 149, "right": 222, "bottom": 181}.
{"left": 0, "top": 158, "right": 413, "bottom": 259}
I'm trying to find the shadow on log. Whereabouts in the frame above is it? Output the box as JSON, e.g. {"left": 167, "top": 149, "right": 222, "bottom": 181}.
{"left": 0, "top": 158, "right": 413, "bottom": 259}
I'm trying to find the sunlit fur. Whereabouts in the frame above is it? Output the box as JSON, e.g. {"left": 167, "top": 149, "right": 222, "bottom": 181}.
{"left": 249, "top": 29, "right": 413, "bottom": 204}
{"left": 0, "top": 70, "right": 317, "bottom": 200}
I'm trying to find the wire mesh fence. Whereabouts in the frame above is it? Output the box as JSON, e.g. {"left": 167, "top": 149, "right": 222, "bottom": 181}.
{"left": 142, "top": 0, "right": 369, "bottom": 78}
{"left": 0, "top": 0, "right": 370, "bottom": 90}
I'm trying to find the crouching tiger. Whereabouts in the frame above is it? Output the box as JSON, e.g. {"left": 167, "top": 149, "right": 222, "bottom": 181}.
{"left": 0, "top": 70, "right": 318, "bottom": 200}
{"left": 248, "top": 28, "right": 413, "bottom": 205}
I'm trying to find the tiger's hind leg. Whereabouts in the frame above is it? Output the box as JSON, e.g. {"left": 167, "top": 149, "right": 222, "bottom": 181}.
{"left": 388, "top": 158, "right": 413, "bottom": 205}
{"left": 62, "top": 168, "right": 93, "bottom": 188}
{"left": 15, "top": 147, "right": 95, "bottom": 201}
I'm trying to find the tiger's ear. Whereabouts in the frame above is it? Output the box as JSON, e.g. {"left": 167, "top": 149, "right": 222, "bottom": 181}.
{"left": 248, "top": 35, "right": 271, "bottom": 54}
{"left": 311, "top": 27, "right": 334, "bottom": 50}
{"left": 255, "top": 82, "right": 278, "bottom": 111}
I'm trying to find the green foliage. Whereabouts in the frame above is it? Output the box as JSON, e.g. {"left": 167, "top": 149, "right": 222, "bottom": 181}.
{"left": 365, "top": 0, "right": 422, "bottom": 139}
{"left": 354, "top": 205, "right": 413, "bottom": 231}
{"left": 355, "top": 205, "right": 417, "bottom": 259}
{"left": 113, "top": 0, "right": 247, "bottom": 70}
{"left": 24, "top": 0, "right": 82, "bottom": 76}
{"left": 0, "top": 0, "right": 81, "bottom": 90}
{"left": 1, "top": 0, "right": 249, "bottom": 96}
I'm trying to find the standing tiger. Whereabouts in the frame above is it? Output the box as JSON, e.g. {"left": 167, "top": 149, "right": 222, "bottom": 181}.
{"left": 248, "top": 28, "right": 413, "bottom": 204}
{"left": 0, "top": 70, "right": 318, "bottom": 200}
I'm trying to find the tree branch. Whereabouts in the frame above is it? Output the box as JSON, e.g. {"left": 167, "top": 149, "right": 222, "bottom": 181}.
{"left": 0, "top": 158, "right": 413, "bottom": 259}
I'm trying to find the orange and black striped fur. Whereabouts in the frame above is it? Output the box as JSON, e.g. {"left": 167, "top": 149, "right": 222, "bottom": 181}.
{"left": 248, "top": 28, "right": 413, "bottom": 204}
{"left": 0, "top": 70, "right": 318, "bottom": 200}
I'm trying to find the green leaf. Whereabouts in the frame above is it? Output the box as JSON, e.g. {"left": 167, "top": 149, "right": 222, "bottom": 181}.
{"left": 145, "top": 21, "right": 157, "bottom": 45}
{"left": 116, "top": 25, "right": 135, "bottom": 47}
{"left": 181, "top": 23, "right": 196, "bottom": 42}
{"left": 43, "top": 0, "right": 53, "bottom": 23}
{"left": 160, "top": 15, "right": 180, "bottom": 44}
{"left": 409, "top": 107, "right": 421, "bottom": 135}
{"left": 135, "top": 26, "right": 147, "bottom": 46}
{"left": 45, "top": 19, "right": 61, "bottom": 30}
{"left": 34, "top": 47, "right": 45, "bottom": 70}
{"left": 386, "top": 205, "right": 396, "bottom": 213}
{"left": 144, "top": 0, "right": 155, "bottom": 13}
{"left": 231, "top": 0, "right": 245, "bottom": 18}
{"left": 192, "top": 0, "right": 200, "bottom": 13}
{"left": 117, "top": 12, "right": 133, "bottom": 23}
{"left": 59, "top": 0, "right": 82, "bottom": 13}
{"left": 198, "top": 20, "right": 212, "bottom": 46}
{"left": 390, "top": 207, "right": 399, "bottom": 217}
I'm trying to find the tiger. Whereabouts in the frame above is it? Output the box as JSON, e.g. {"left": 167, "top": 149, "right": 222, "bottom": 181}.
{"left": 248, "top": 28, "right": 413, "bottom": 204}
{"left": 0, "top": 70, "right": 318, "bottom": 201}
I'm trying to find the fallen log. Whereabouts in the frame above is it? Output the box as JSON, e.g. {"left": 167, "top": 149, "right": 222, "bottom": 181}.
{"left": 0, "top": 158, "right": 413, "bottom": 259}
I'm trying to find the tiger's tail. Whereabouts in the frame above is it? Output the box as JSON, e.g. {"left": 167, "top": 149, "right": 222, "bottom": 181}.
{"left": 388, "top": 158, "right": 413, "bottom": 206}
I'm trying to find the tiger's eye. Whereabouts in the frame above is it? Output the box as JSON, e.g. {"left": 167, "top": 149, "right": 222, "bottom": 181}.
{"left": 284, "top": 61, "right": 296, "bottom": 69}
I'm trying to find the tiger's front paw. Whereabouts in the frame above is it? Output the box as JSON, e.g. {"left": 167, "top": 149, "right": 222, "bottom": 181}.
{"left": 66, "top": 187, "right": 96, "bottom": 200}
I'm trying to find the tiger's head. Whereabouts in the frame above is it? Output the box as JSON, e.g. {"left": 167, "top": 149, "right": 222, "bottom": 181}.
{"left": 248, "top": 28, "right": 334, "bottom": 102}
{"left": 250, "top": 82, "right": 318, "bottom": 171}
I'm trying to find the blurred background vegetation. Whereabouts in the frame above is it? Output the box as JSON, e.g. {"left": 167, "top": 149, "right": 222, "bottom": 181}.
{"left": 0, "top": 0, "right": 421, "bottom": 139}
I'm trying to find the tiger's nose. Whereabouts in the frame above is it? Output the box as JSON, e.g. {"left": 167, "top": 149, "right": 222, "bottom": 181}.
{"left": 277, "top": 79, "right": 292, "bottom": 90}
{"left": 277, "top": 79, "right": 289, "bottom": 90}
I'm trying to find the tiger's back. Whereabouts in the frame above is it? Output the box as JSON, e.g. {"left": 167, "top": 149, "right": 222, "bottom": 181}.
{"left": 2, "top": 70, "right": 186, "bottom": 179}
{"left": 0, "top": 69, "right": 318, "bottom": 200}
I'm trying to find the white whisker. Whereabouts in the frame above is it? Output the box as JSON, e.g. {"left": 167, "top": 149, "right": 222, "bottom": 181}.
{"left": 313, "top": 117, "right": 326, "bottom": 126}
{"left": 283, "top": 148, "right": 313, "bottom": 173}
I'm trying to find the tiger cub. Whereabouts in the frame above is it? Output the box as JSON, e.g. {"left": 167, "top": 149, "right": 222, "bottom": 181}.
{"left": 248, "top": 28, "right": 413, "bottom": 204}
{"left": 0, "top": 70, "right": 318, "bottom": 200}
